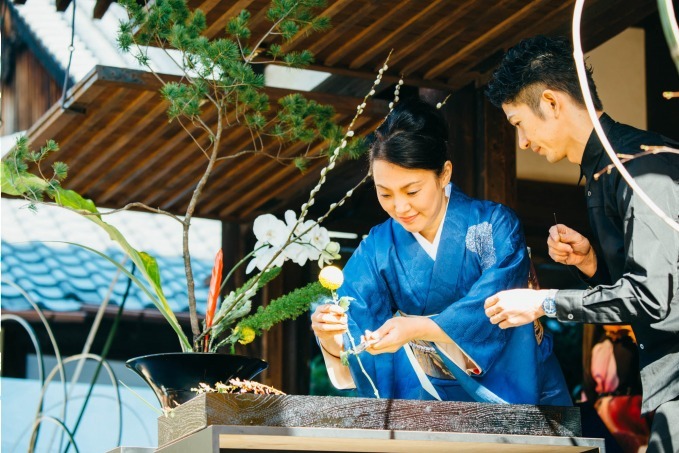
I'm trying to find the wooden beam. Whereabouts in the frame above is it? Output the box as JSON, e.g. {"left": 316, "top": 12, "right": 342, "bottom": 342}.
{"left": 157, "top": 393, "right": 584, "bottom": 448}
{"left": 348, "top": 0, "right": 448, "bottom": 69}
{"left": 424, "top": 0, "right": 549, "bottom": 80}
{"left": 92, "top": 0, "right": 115, "bottom": 19}
{"left": 323, "top": 0, "right": 408, "bottom": 67}
{"left": 55, "top": 0, "right": 72, "bottom": 12}
{"left": 279, "top": 0, "right": 355, "bottom": 54}
{"left": 444, "top": 0, "right": 575, "bottom": 89}
{"left": 305, "top": 2, "right": 380, "bottom": 57}
{"left": 286, "top": 62, "right": 456, "bottom": 91}
{"left": 387, "top": 0, "right": 481, "bottom": 72}
{"left": 202, "top": 0, "right": 257, "bottom": 42}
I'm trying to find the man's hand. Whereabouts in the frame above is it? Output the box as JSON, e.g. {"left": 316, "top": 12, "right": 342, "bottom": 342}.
{"left": 547, "top": 224, "right": 597, "bottom": 277}
{"left": 484, "top": 289, "right": 549, "bottom": 329}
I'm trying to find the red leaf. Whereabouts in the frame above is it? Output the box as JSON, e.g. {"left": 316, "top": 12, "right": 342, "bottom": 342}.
{"left": 205, "top": 248, "right": 223, "bottom": 329}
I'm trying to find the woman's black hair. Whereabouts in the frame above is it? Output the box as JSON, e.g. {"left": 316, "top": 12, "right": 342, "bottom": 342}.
{"left": 369, "top": 98, "right": 450, "bottom": 176}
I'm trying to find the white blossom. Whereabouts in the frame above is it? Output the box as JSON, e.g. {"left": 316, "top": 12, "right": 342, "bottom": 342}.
{"left": 252, "top": 214, "right": 288, "bottom": 248}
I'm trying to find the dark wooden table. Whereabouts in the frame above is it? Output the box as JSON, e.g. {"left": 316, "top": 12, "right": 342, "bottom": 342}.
{"left": 151, "top": 394, "right": 605, "bottom": 452}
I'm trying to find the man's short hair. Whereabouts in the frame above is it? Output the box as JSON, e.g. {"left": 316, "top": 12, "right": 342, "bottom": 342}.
{"left": 485, "top": 35, "right": 603, "bottom": 115}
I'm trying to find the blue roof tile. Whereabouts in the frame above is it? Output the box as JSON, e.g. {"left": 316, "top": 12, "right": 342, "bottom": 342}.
{"left": 28, "top": 272, "right": 58, "bottom": 287}
{"left": 1, "top": 240, "right": 213, "bottom": 316}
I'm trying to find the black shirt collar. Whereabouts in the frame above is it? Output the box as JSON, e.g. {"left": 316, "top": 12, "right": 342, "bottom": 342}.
{"left": 580, "top": 113, "right": 615, "bottom": 184}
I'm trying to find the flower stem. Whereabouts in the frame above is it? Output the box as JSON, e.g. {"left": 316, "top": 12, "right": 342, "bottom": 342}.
{"left": 345, "top": 331, "right": 380, "bottom": 399}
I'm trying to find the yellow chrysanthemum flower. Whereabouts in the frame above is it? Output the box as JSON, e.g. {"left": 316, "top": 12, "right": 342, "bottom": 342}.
{"left": 318, "top": 265, "right": 344, "bottom": 291}
{"left": 236, "top": 326, "right": 256, "bottom": 345}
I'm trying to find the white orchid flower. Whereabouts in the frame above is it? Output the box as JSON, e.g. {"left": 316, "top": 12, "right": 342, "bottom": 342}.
{"left": 308, "top": 224, "right": 330, "bottom": 250}
{"left": 253, "top": 214, "right": 288, "bottom": 248}
{"left": 284, "top": 210, "right": 302, "bottom": 234}
{"left": 283, "top": 241, "right": 311, "bottom": 266}
{"left": 246, "top": 244, "right": 287, "bottom": 274}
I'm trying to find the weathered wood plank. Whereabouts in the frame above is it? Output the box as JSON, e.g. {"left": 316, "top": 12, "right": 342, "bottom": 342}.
{"left": 156, "top": 425, "right": 604, "bottom": 453}
{"left": 157, "top": 393, "right": 582, "bottom": 448}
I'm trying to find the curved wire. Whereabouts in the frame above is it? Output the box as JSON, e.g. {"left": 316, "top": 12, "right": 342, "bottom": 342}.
{"left": 28, "top": 416, "right": 79, "bottom": 453}
{"left": 1, "top": 278, "right": 68, "bottom": 452}
{"left": 2, "top": 314, "right": 47, "bottom": 453}
{"left": 658, "top": 0, "right": 679, "bottom": 73}
{"left": 0, "top": 314, "right": 44, "bottom": 384}
{"left": 32, "top": 353, "right": 122, "bottom": 451}
{"left": 65, "top": 263, "right": 136, "bottom": 452}
{"left": 60, "top": 0, "right": 77, "bottom": 110}
{"left": 572, "top": 0, "right": 679, "bottom": 233}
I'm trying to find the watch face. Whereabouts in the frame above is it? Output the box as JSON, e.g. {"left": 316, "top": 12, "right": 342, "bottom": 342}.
{"left": 543, "top": 297, "right": 557, "bottom": 315}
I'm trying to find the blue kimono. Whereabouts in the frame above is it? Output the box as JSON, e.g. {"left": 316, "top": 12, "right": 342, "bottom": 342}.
{"left": 338, "top": 184, "right": 571, "bottom": 405}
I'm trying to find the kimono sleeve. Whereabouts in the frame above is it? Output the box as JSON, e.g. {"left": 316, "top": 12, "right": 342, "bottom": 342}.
{"left": 432, "top": 204, "right": 530, "bottom": 374}
{"left": 336, "top": 228, "right": 397, "bottom": 397}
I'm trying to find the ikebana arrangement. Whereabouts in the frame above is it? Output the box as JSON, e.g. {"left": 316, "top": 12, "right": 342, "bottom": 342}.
{"left": 1, "top": 0, "right": 398, "bottom": 357}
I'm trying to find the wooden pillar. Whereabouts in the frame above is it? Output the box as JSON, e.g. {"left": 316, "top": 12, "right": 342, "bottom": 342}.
{"left": 644, "top": 13, "right": 679, "bottom": 140}
{"left": 420, "top": 84, "right": 517, "bottom": 208}
{"left": 476, "top": 91, "right": 517, "bottom": 209}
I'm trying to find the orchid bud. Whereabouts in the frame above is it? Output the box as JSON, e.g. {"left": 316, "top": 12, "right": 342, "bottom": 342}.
{"left": 325, "top": 241, "right": 341, "bottom": 255}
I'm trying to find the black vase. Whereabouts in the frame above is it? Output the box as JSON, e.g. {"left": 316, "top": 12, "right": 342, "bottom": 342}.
{"left": 126, "top": 352, "right": 268, "bottom": 409}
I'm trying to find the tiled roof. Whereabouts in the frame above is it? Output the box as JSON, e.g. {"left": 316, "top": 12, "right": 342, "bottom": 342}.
{"left": 1, "top": 198, "right": 221, "bottom": 314}
{"left": 9, "top": 0, "right": 183, "bottom": 86}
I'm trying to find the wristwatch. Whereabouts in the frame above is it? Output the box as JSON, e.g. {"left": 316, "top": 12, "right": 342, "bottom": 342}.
{"left": 541, "top": 290, "right": 558, "bottom": 317}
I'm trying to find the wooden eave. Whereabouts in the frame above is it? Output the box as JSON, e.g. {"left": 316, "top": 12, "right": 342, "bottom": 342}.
{"left": 20, "top": 65, "right": 388, "bottom": 221}
{"left": 192, "top": 0, "right": 657, "bottom": 90}
{"left": 26, "top": 0, "right": 658, "bottom": 87}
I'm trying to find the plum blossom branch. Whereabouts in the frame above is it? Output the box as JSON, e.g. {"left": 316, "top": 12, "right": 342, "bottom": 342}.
{"left": 593, "top": 145, "right": 679, "bottom": 180}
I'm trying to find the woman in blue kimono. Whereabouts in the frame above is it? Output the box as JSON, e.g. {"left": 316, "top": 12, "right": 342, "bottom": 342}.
{"left": 311, "top": 99, "right": 571, "bottom": 405}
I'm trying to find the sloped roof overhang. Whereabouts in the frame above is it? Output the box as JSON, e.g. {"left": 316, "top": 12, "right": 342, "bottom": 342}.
{"left": 19, "top": 65, "right": 389, "bottom": 221}
{"left": 183, "top": 0, "right": 657, "bottom": 90}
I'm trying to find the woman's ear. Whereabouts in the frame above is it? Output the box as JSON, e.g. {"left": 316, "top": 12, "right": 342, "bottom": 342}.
{"left": 440, "top": 161, "right": 453, "bottom": 186}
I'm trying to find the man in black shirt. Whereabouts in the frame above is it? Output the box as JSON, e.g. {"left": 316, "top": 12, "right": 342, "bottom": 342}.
{"left": 483, "top": 35, "right": 679, "bottom": 453}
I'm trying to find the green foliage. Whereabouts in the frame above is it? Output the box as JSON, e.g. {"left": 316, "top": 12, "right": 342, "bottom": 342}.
{"left": 3, "top": 0, "right": 371, "bottom": 354}
{"left": 210, "top": 266, "right": 283, "bottom": 342}
{"left": 1, "top": 142, "right": 192, "bottom": 351}
{"left": 226, "top": 10, "right": 251, "bottom": 40}
{"left": 294, "top": 157, "right": 309, "bottom": 172}
{"left": 236, "top": 282, "right": 330, "bottom": 335}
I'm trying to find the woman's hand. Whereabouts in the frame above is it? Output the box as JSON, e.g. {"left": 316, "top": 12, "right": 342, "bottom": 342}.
{"left": 311, "top": 303, "right": 347, "bottom": 357}
{"left": 364, "top": 317, "right": 430, "bottom": 355}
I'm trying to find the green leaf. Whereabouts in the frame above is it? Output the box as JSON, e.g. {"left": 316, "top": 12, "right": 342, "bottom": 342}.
{"left": 50, "top": 186, "right": 191, "bottom": 351}
{"left": 52, "top": 241, "right": 191, "bottom": 352}
{"left": 340, "top": 350, "right": 349, "bottom": 367}
{"left": 338, "top": 296, "right": 353, "bottom": 311}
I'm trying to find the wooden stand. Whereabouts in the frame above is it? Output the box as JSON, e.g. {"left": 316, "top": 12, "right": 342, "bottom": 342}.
{"left": 153, "top": 394, "right": 605, "bottom": 452}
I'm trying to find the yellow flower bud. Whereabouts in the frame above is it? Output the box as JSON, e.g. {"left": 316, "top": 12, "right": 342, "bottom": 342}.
{"left": 319, "top": 265, "right": 344, "bottom": 291}
{"left": 236, "top": 326, "right": 256, "bottom": 345}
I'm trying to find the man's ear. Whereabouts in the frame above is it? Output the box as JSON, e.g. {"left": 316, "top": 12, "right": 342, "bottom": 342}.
{"left": 541, "top": 89, "right": 561, "bottom": 118}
